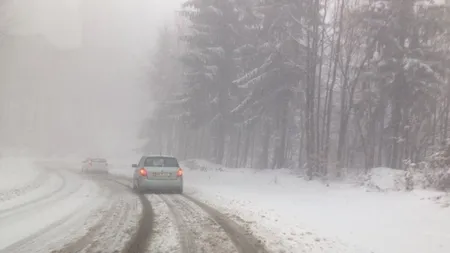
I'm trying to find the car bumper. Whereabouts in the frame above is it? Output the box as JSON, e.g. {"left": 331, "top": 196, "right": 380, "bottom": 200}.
{"left": 137, "top": 177, "right": 183, "bottom": 191}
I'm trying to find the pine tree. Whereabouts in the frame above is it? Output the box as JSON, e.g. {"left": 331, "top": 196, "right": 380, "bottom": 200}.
{"left": 353, "top": 0, "right": 450, "bottom": 168}
{"left": 140, "top": 27, "right": 184, "bottom": 155}
{"left": 179, "top": 0, "right": 244, "bottom": 163}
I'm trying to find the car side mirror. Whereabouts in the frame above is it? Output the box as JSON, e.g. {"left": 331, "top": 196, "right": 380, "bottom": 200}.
{"left": 132, "top": 164, "right": 137, "bottom": 168}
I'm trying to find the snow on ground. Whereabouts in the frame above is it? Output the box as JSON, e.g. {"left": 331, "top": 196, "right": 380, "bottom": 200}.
{"left": 0, "top": 157, "right": 114, "bottom": 252}
{"left": 147, "top": 194, "right": 181, "bottom": 252}
{"left": 0, "top": 169, "right": 106, "bottom": 252}
{"left": 0, "top": 170, "right": 64, "bottom": 211}
{"left": 108, "top": 160, "right": 135, "bottom": 179}
{"left": 0, "top": 157, "right": 40, "bottom": 192}
{"left": 182, "top": 160, "right": 450, "bottom": 253}
{"left": 363, "top": 167, "right": 407, "bottom": 191}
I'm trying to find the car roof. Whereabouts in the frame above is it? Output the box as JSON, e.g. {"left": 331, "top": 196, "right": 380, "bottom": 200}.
{"left": 142, "top": 155, "right": 177, "bottom": 159}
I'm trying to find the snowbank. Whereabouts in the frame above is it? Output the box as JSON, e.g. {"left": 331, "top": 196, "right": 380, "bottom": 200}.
{"left": 183, "top": 160, "right": 408, "bottom": 192}
{"left": 0, "top": 157, "right": 40, "bottom": 191}
{"left": 360, "top": 166, "right": 450, "bottom": 192}
{"left": 337, "top": 165, "right": 444, "bottom": 192}
{"left": 183, "top": 159, "right": 450, "bottom": 253}
{"left": 362, "top": 167, "right": 408, "bottom": 191}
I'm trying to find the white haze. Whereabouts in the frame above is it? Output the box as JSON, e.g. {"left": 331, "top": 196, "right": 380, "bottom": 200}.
{"left": 0, "top": 0, "right": 183, "bottom": 158}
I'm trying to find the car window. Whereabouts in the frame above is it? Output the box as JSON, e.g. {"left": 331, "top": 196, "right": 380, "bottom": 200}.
{"left": 138, "top": 156, "right": 146, "bottom": 166}
{"left": 144, "top": 157, "right": 179, "bottom": 167}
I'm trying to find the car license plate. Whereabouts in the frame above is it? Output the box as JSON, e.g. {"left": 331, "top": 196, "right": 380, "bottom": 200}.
{"left": 153, "top": 172, "right": 170, "bottom": 177}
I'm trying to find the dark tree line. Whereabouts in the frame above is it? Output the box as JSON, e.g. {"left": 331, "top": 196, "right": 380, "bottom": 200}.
{"left": 141, "top": 0, "right": 450, "bottom": 182}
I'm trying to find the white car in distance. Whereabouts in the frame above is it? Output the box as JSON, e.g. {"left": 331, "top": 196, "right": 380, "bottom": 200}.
{"left": 82, "top": 158, "right": 109, "bottom": 174}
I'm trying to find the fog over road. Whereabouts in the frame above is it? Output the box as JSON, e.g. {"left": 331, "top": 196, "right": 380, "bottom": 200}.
{"left": 0, "top": 0, "right": 183, "bottom": 157}
{"left": 0, "top": 2, "right": 268, "bottom": 252}
{"left": 2, "top": 1, "right": 450, "bottom": 253}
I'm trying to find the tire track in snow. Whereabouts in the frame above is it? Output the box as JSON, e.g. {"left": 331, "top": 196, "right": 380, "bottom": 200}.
{"left": 84, "top": 199, "right": 133, "bottom": 253}
{"left": 0, "top": 170, "right": 68, "bottom": 218}
{"left": 0, "top": 169, "right": 50, "bottom": 202}
{"left": 158, "top": 194, "right": 249, "bottom": 253}
{"left": 148, "top": 193, "right": 269, "bottom": 253}
{"left": 0, "top": 205, "right": 89, "bottom": 253}
{"left": 0, "top": 172, "right": 148, "bottom": 253}
{"left": 121, "top": 193, "right": 154, "bottom": 253}
{"left": 180, "top": 194, "right": 269, "bottom": 253}
{"left": 81, "top": 175, "right": 154, "bottom": 253}
{"left": 0, "top": 180, "right": 101, "bottom": 253}
{"left": 159, "top": 194, "right": 197, "bottom": 253}
{"left": 109, "top": 201, "right": 133, "bottom": 250}
{"left": 51, "top": 199, "right": 119, "bottom": 253}
{"left": 52, "top": 177, "right": 145, "bottom": 253}
{"left": 147, "top": 194, "right": 181, "bottom": 253}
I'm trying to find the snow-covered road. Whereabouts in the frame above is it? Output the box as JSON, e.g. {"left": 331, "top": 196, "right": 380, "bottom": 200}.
{"left": 0, "top": 158, "right": 268, "bottom": 253}
{"left": 0, "top": 159, "right": 143, "bottom": 253}
{"left": 2, "top": 157, "right": 449, "bottom": 253}
{"left": 146, "top": 193, "right": 266, "bottom": 253}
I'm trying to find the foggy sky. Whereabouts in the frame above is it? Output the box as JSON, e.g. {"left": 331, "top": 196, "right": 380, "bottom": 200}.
{"left": 0, "top": 0, "right": 183, "bottom": 158}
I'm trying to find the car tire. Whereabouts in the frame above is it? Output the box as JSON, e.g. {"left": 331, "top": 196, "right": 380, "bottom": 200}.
{"left": 132, "top": 180, "right": 140, "bottom": 193}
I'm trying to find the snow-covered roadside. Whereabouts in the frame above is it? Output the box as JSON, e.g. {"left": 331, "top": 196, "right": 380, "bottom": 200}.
{"left": 0, "top": 157, "right": 40, "bottom": 192}
{"left": 0, "top": 156, "right": 142, "bottom": 252}
{"left": 0, "top": 169, "right": 106, "bottom": 251}
{"left": 183, "top": 160, "right": 450, "bottom": 253}
{"left": 0, "top": 171, "right": 65, "bottom": 212}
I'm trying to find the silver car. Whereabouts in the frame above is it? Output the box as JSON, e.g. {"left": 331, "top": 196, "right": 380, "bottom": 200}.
{"left": 81, "top": 158, "right": 109, "bottom": 174}
{"left": 132, "top": 155, "right": 183, "bottom": 194}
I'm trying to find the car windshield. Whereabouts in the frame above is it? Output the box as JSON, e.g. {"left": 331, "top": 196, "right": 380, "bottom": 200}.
{"left": 144, "top": 157, "right": 179, "bottom": 167}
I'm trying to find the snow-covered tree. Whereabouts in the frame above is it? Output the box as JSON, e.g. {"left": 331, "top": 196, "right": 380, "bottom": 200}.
{"left": 233, "top": 0, "right": 310, "bottom": 169}
{"left": 178, "top": 0, "right": 246, "bottom": 163}
{"left": 143, "top": 0, "right": 450, "bottom": 188}
{"left": 140, "top": 26, "right": 184, "bottom": 155}
{"left": 351, "top": 0, "right": 450, "bottom": 169}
